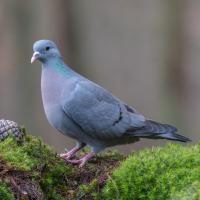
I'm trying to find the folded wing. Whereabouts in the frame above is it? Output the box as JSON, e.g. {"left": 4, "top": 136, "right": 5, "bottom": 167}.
{"left": 61, "top": 80, "right": 146, "bottom": 139}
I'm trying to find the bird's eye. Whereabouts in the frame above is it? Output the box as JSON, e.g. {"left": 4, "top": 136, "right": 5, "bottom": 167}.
{"left": 45, "top": 46, "right": 50, "bottom": 51}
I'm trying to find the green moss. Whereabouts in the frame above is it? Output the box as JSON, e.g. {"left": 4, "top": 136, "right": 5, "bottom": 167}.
{"left": 103, "top": 143, "right": 200, "bottom": 200}
{"left": 68, "top": 150, "right": 124, "bottom": 200}
{"left": 0, "top": 134, "right": 62, "bottom": 171}
{"left": 1, "top": 131, "right": 199, "bottom": 200}
{"left": 171, "top": 181, "right": 200, "bottom": 200}
{"left": 75, "top": 179, "right": 102, "bottom": 200}
{"left": 40, "top": 159, "right": 73, "bottom": 199}
{"left": 0, "top": 134, "right": 74, "bottom": 199}
{"left": 0, "top": 133, "right": 123, "bottom": 199}
{"left": 0, "top": 182, "right": 15, "bottom": 200}
{"left": 0, "top": 136, "right": 38, "bottom": 170}
{"left": 1, "top": 132, "right": 199, "bottom": 200}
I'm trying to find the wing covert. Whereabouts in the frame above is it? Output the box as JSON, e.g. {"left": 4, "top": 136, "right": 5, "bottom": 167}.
{"left": 61, "top": 80, "right": 145, "bottom": 139}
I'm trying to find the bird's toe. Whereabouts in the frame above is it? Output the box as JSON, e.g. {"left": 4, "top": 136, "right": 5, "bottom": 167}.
{"left": 66, "top": 159, "right": 82, "bottom": 164}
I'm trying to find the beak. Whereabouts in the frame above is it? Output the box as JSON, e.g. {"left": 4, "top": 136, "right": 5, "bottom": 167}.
{"left": 31, "top": 52, "right": 40, "bottom": 63}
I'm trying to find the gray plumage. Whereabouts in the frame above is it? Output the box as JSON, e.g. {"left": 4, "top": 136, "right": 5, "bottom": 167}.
{"left": 31, "top": 40, "right": 191, "bottom": 155}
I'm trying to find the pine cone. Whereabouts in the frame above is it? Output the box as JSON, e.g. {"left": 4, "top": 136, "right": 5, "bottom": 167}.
{"left": 0, "top": 119, "right": 23, "bottom": 140}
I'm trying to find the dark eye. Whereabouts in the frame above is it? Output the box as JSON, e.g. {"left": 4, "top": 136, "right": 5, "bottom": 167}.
{"left": 45, "top": 46, "right": 50, "bottom": 51}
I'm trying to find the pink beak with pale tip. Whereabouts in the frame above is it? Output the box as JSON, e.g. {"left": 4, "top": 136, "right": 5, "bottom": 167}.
{"left": 31, "top": 52, "right": 40, "bottom": 63}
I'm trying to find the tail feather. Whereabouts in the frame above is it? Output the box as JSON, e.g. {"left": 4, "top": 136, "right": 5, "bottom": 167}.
{"left": 129, "top": 120, "right": 191, "bottom": 142}
{"left": 162, "top": 132, "right": 191, "bottom": 142}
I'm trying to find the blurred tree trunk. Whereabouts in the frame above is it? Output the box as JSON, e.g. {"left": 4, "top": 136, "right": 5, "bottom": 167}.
{"left": 163, "top": 1, "right": 187, "bottom": 130}
{"left": 0, "top": 1, "right": 36, "bottom": 125}
{"left": 0, "top": 0, "right": 196, "bottom": 154}
{"left": 177, "top": 0, "right": 200, "bottom": 139}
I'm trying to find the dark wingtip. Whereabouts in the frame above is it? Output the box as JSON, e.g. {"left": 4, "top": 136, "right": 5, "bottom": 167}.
{"left": 171, "top": 133, "right": 192, "bottom": 143}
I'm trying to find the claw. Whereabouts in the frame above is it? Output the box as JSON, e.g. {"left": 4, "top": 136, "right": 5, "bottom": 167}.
{"left": 65, "top": 152, "right": 96, "bottom": 167}
{"left": 59, "top": 143, "right": 86, "bottom": 160}
{"left": 60, "top": 152, "right": 75, "bottom": 160}
{"left": 67, "top": 159, "right": 82, "bottom": 164}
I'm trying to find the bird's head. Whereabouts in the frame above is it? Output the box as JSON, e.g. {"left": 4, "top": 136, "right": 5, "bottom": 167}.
{"left": 31, "top": 40, "right": 61, "bottom": 64}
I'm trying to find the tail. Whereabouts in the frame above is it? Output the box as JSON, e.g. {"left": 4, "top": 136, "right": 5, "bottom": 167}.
{"left": 130, "top": 120, "right": 191, "bottom": 142}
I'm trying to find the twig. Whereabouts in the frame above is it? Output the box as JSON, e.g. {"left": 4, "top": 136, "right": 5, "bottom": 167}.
{"left": 10, "top": 177, "right": 28, "bottom": 196}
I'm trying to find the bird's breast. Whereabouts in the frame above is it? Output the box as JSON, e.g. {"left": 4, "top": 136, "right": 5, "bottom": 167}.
{"left": 41, "top": 69, "right": 64, "bottom": 120}
{"left": 41, "top": 68, "right": 64, "bottom": 104}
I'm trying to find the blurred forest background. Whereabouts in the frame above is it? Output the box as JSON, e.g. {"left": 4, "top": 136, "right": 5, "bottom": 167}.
{"left": 0, "top": 0, "right": 199, "bottom": 153}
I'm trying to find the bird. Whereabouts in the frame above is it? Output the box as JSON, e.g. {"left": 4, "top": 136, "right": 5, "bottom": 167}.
{"left": 31, "top": 40, "right": 191, "bottom": 167}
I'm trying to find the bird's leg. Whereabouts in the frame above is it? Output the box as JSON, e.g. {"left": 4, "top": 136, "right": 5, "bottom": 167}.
{"left": 60, "top": 143, "right": 86, "bottom": 160}
{"left": 67, "top": 152, "right": 96, "bottom": 168}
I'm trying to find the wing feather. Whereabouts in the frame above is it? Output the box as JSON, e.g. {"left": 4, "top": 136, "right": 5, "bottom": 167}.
{"left": 61, "top": 80, "right": 145, "bottom": 139}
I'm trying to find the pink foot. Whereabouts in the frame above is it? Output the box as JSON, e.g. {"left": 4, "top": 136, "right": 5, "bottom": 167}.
{"left": 67, "top": 152, "right": 96, "bottom": 167}
{"left": 59, "top": 143, "right": 85, "bottom": 160}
